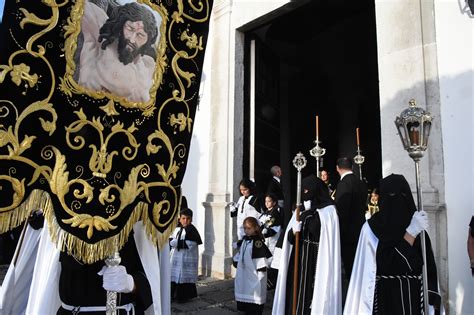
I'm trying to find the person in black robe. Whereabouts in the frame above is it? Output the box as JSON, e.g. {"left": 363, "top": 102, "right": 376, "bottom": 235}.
{"left": 368, "top": 174, "right": 442, "bottom": 315}
{"left": 284, "top": 175, "right": 336, "bottom": 314}
{"left": 335, "top": 157, "right": 368, "bottom": 280}
{"left": 57, "top": 230, "right": 153, "bottom": 314}
{"left": 0, "top": 225, "right": 22, "bottom": 264}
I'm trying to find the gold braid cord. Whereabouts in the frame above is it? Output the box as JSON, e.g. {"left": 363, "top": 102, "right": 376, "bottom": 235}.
{"left": 0, "top": 0, "right": 212, "bottom": 264}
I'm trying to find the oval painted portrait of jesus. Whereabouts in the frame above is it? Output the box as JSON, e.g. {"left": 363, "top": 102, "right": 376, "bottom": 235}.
{"left": 64, "top": 0, "right": 167, "bottom": 110}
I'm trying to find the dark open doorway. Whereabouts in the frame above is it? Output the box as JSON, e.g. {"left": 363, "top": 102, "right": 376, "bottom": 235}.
{"left": 241, "top": 0, "right": 382, "bottom": 221}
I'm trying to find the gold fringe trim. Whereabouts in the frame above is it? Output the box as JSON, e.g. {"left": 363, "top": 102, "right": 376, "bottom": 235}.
{"left": 140, "top": 202, "right": 177, "bottom": 251}
{"left": 0, "top": 189, "right": 52, "bottom": 234}
{"left": 1, "top": 188, "right": 179, "bottom": 264}
{"left": 44, "top": 202, "right": 145, "bottom": 264}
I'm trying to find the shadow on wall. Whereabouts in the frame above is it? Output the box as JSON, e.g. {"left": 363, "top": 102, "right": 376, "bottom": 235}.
{"left": 182, "top": 135, "right": 201, "bottom": 224}
{"left": 200, "top": 192, "right": 235, "bottom": 278}
{"left": 381, "top": 70, "right": 472, "bottom": 313}
{"left": 201, "top": 192, "right": 215, "bottom": 277}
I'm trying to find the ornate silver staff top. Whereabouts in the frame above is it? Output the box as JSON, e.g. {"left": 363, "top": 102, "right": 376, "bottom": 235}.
{"left": 293, "top": 152, "right": 307, "bottom": 207}
{"left": 293, "top": 152, "right": 307, "bottom": 172}
{"left": 353, "top": 147, "right": 365, "bottom": 181}
{"left": 309, "top": 140, "right": 325, "bottom": 178}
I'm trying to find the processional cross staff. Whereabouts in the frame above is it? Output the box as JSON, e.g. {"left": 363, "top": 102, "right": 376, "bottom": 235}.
{"left": 292, "top": 152, "right": 307, "bottom": 315}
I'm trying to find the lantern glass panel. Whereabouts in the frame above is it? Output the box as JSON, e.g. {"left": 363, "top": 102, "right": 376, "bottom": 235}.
{"left": 407, "top": 121, "right": 421, "bottom": 146}
{"left": 396, "top": 122, "right": 409, "bottom": 148}
{"left": 422, "top": 120, "right": 431, "bottom": 147}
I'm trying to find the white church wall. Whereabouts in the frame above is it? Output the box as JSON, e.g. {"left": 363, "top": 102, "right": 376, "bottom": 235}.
{"left": 181, "top": 0, "right": 290, "bottom": 278}
{"left": 375, "top": 0, "right": 449, "bottom": 302}
{"left": 434, "top": 1, "right": 474, "bottom": 314}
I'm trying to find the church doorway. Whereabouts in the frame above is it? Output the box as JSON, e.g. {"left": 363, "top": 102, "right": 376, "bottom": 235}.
{"left": 240, "top": 0, "right": 382, "bottom": 221}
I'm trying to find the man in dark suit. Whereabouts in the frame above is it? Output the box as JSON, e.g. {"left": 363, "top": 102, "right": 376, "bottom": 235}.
{"left": 266, "top": 165, "right": 285, "bottom": 208}
{"left": 335, "top": 157, "right": 367, "bottom": 281}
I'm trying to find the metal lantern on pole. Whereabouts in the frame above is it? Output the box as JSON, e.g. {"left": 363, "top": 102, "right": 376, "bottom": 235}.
{"left": 394, "top": 99, "right": 432, "bottom": 314}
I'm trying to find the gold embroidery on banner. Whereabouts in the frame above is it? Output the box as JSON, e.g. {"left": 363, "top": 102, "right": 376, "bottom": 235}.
{"left": 65, "top": 109, "right": 140, "bottom": 177}
{"left": 0, "top": 0, "right": 211, "bottom": 263}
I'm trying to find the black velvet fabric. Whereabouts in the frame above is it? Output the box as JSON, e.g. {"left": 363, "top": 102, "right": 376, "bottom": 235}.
{"left": 0, "top": 0, "right": 213, "bottom": 258}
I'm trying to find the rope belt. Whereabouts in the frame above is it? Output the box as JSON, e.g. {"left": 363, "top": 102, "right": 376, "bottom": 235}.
{"left": 303, "top": 239, "right": 319, "bottom": 246}
{"left": 61, "top": 302, "right": 135, "bottom": 314}
{"left": 376, "top": 274, "right": 422, "bottom": 280}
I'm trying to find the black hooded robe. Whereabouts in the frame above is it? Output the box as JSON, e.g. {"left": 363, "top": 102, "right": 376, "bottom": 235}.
{"left": 367, "top": 174, "right": 441, "bottom": 315}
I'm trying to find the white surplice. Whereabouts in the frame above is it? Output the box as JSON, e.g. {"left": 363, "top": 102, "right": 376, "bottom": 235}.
{"left": 0, "top": 221, "right": 170, "bottom": 315}
{"left": 272, "top": 205, "right": 342, "bottom": 315}
{"left": 234, "top": 239, "right": 268, "bottom": 305}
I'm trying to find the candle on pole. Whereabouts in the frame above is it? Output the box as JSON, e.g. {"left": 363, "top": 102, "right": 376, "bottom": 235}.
{"left": 356, "top": 127, "right": 360, "bottom": 146}
{"left": 316, "top": 116, "right": 319, "bottom": 139}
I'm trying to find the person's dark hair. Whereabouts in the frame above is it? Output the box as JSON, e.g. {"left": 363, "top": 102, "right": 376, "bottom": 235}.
{"left": 239, "top": 178, "right": 256, "bottom": 195}
{"left": 180, "top": 208, "right": 193, "bottom": 218}
{"left": 336, "top": 157, "right": 352, "bottom": 170}
{"left": 243, "top": 216, "right": 263, "bottom": 239}
{"left": 98, "top": 2, "right": 158, "bottom": 59}
{"left": 264, "top": 193, "right": 277, "bottom": 203}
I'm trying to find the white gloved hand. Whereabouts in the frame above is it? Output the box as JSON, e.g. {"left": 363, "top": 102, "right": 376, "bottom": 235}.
{"left": 262, "top": 228, "right": 268, "bottom": 235}
{"left": 406, "top": 210, "right": 429, "bottom": 238}
{"left": 170, "top": 239, "right": 178, "bottom": 248}
{"left": 292, "top": 220, "right": 302, "bottom": 234}
{"left": 303, "top": 200, "right": 311, "bottom": 210}
{"left": 229, "top": 202, "right": 238, "bottom": 212}
{"left": 232, "top": 241, "right": 238, "bottom": 249}
{"left": 98, "top": 265, "right": 135, "bottom": 293}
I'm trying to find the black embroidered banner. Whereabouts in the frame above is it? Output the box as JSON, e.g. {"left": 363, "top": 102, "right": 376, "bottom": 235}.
{"left": 0, "top": 0, "right": 212, "bottom": 263}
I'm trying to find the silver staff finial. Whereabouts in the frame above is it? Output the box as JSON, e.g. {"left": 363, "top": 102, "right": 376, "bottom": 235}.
{"left": 292, "top": 152, "right": 307, "bottom": 172}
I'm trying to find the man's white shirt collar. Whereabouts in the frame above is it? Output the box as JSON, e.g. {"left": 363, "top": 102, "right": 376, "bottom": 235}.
{"left": 273, "top": 176, "right": 281, "bottom": 183}
{"left": 340, "top": 171, "right": 353, "bottom": 180}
